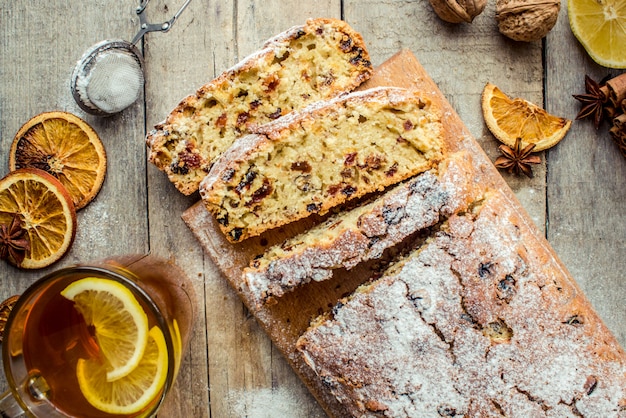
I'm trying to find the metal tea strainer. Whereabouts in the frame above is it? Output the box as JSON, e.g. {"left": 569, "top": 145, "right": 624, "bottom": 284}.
{"left": 71, "top": 0, "right": 192, "bottom": 116}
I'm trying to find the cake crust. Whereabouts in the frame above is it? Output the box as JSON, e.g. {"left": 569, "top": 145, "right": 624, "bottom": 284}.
{"left": 297, "top": 190, "right": 626, "bottom": 417}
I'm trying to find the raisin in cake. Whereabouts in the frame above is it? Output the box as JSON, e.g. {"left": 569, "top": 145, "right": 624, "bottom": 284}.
{"left": 200, "top": 87, "right": 445, "bottom": 242}
{"left": 296, "top": 190, "right": 626, "bottom": 417}
{"left": 146, "top": 18, "right": 372, "bottom": 195}
{"left": 244, "top": 151, "right": 480, "bottom": 306}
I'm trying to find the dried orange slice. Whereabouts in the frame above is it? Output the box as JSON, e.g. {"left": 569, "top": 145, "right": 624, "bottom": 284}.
{"left": 569, "top": 0, "right": 626, "bottom": 69}
{"left": 0, "top": 168, "right": 76, "bottom": 269}
{"left": 481, "top": 83, "right": 571, "bottom": 152}
{"left": 9, "top": 111, "right": 107, "bottom": 210}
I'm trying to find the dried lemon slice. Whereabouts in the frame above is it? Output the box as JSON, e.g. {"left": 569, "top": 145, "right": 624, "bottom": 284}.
{"left": 9, "top": 111, "right": 107, "bottom": 210}
{"left": 0, "top": 168, "right": 77, "bottom": 269}
{"left": 569, "top": 0, "right": 626, "bottom": 69}
{"left": 481, "top": 83, "right": 571, "bottom": 151}
{"left": 76, "top": 326, "right": 168, "bottom": 415}
{"left": 61, "top": 277, "right": 149, "bottom": 382}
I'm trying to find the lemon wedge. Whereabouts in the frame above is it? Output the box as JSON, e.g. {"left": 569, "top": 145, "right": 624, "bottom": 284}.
{"left": 61, "top": 277, "right": 149, "bottom": 381}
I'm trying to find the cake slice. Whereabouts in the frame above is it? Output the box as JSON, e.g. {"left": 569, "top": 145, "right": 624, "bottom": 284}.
{"left": 200, "top": 87, "right": 445, "bottom": 242}
{"left": 243, "top": 151, "right": 480, "bottom": 306}
{"left": 146, "top": 18, "right": 372, "bottom": 195}
{"left": 297, "top": 190, "right": 626, "bottom": 417}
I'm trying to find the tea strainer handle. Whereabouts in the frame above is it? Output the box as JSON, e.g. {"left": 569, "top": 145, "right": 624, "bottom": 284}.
{"left": 131, "top": 0, "right": 192, "bottom": 45}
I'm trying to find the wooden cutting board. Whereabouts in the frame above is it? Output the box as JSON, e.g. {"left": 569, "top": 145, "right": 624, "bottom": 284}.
{"left": 181, "top": 49, "right": 572, "bottom": 417}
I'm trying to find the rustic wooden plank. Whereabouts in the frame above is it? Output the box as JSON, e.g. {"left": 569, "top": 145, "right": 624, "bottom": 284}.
{"left": 1, "top": 1, "right": 624, "bottom": 417}
{"left": 545, "top": 0, "right": 626, "bottom": 347}
{"left": 0, "top": 0, "right": 149, "bottom": 391}
{"left": 141, "top": 0, "right": 217, "bottom": 415}
{"left": 0, "top": 0, "right": 149, "bottom": 255}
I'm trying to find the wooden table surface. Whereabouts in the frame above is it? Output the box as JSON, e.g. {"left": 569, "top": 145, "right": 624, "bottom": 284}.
{"left": 1, "top": 1, "right": 624, "bottom": 417}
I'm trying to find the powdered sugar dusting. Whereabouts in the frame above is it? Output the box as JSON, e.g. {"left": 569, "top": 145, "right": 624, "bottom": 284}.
{"left": 243, "top": 151, "right": 480, "bottom": 306}
{"left": 297, "top": 190, "right": 626, "bottom": 417}
{"left": 226, "top": 387, "right": 326, "bottom": 418}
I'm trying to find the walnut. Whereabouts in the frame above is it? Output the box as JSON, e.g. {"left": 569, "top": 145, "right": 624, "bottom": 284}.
{"left": 429, "top": 0, "right": 487, "bottom": 23}
{"left": 496, "top": 0, "right": 561, "bottom": 42}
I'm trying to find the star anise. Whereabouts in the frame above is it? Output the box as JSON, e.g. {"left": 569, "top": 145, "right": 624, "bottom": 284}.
{"left": 573, "top": 75, "right": 609, "bottom": 129}
{"left": 494, "top": 138, "right": 542, "bottom": 178}
{"left": 0, "top": 214, "right": 30, "bottom": 267}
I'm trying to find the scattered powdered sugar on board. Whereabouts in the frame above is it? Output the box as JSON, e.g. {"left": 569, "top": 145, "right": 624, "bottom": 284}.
{"left": 226, "top": 387, "right": 326, "bottom": 418}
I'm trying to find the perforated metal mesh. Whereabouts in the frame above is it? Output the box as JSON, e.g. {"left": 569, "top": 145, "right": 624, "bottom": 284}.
{"left": 84, "top": 51, "right": 144, "bottom": 114}
{"left": 71, "top": 41, "right": 145, "bottom": 116}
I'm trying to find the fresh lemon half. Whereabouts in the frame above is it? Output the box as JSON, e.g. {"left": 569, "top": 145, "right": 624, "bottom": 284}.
{"left": 61, "top": 277, "right": 149, "bottom": 381}
{"left": 76, "top": 326, "right": 169, "bottom": 415}
{"left": 569, "top": 0, "right": 626, "bottom": 69}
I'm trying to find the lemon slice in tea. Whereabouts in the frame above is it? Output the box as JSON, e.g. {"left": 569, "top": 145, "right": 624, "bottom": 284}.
{"left": 171, "top": 319, "right": 183, "bottom": 377}
{"left": 61, "top": 277, "right": 149, "bottom": 381}
{"left": 0, "top": 168, "right": 77, "bottom": 269}
{"left": 76, "top": 326, "right": 169, "bottom": 415}
{"left": 481, "top": 83, "right": 571, "bottom": 152}
{"left": 9, "top": 111, "right": 107, "bottom": 210}
{"left": 569, "top": 0, "right": 626, "bottom": 69}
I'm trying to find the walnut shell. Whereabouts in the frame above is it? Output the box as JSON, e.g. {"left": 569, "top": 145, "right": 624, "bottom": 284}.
{"left": 429, "top": 0, "right": 487, "bottom": 23}
{"left": 496, "top": 0, "right": 561, "bottom": 42}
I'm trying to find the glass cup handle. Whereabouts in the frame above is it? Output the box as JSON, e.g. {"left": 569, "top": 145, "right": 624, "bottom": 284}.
{"left": 0, "top": 295, "right": 24, "bottom": 417}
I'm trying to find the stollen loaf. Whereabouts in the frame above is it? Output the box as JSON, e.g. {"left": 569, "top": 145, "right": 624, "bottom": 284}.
{"left": 297, "top": 189, "right": 626, "bottom": 417}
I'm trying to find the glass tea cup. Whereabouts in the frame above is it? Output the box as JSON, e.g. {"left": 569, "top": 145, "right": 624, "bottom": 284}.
{"left": 0, "top": 254, "right": 195, "bottom": 417}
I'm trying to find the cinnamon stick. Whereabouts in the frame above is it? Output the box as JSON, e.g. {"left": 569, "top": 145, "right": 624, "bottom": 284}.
{"left": 600, "top": 85, "right": 610, "bottom": 103}
{"left": 604, "top": 105, "right": 619, "bottom": 120}
{"left": 609, "top": 124, "right": 626, "bottom": 159}
{"left": 606, "top": 73, "right": 626, "bottom": 108}
{"left": 613, "top": 113, "right": 626, "bottom": 130}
